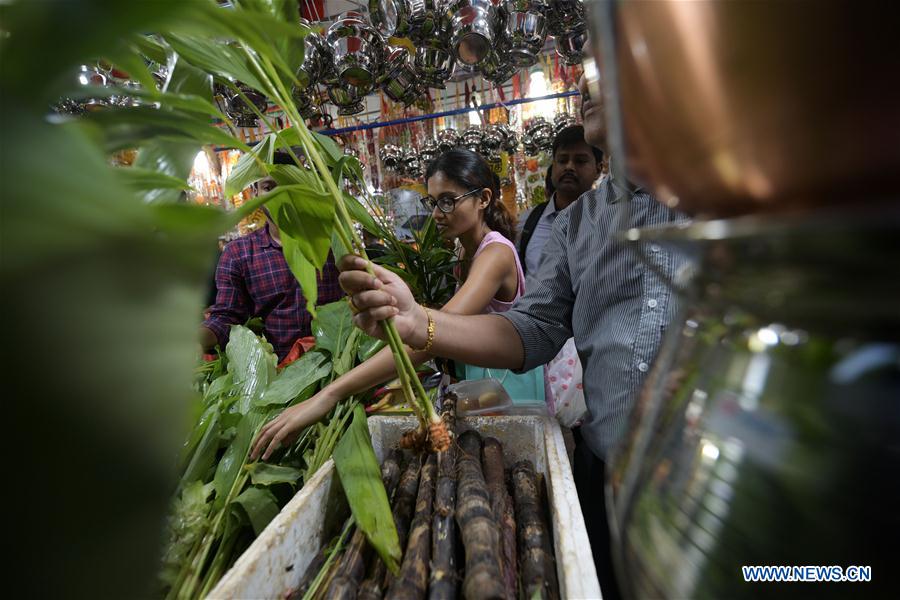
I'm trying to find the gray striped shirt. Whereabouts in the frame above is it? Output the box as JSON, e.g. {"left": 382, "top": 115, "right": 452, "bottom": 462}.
{"left": 501, "top": 178, "right": 687, "bottom": 460}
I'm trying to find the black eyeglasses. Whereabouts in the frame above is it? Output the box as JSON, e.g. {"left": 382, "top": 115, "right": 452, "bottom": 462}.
{"left": 419, "top": 188, "right": 482, "bottom": 214}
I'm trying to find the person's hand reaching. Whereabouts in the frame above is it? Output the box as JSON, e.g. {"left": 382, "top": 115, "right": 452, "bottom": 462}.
{"left": 338, "top": 255, "right": 428, "bottom": 348}
{"left": 250, "top": 390, "right": 337, "bottom": 461}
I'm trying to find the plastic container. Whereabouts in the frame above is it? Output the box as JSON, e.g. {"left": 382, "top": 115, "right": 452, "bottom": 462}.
{"left": 209, "top": 415, "right": 601, "bottom": 599}
{"left": 448, "top": 377, "right": 513, "bottom": 416}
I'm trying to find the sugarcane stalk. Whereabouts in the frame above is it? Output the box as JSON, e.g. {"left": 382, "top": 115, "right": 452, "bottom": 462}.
{"left": 511, "top": 461, "right": 558, "bottom": 600}
{"left": 360, "top": 452, "right": 423, "bottom": 599}
{"left": 482, "top": 437, "right": 518, "bottom": 600}
{"left": 326, "top": 449, "right": 405, "bottom": 599}
{"left": 239, "top": 45, "right": 448, "bottom": 451}
{"left": 429, "top": 394, "right": 460, "bottom": 600}
{"left": 456, "top": 430, "right": 506, "bottom": 600}
{"left": 300, "top": 517, "right": 355, "bottom": 600}
{"left": 386, "top": 453, "right": 437, "bottom": 600}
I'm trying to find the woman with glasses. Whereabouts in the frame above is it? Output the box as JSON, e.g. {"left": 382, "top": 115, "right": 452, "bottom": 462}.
{"left": 252, "top": 148, "right": 536, "bottom": 461}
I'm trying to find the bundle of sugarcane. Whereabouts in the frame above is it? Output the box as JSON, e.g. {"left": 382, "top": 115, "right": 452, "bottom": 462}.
{"left": 298, "top": 400, "right": 560, "bottom": 600}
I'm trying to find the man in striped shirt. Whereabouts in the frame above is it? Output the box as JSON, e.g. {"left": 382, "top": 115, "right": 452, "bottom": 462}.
{"left": 340, "top": 75, "right": 686, "bottom": 597}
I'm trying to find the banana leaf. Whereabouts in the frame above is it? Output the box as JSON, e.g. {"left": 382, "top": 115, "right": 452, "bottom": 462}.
{"left": 312, "top": 300, "right": 353, "bottom": 358}
{"left": 333, "top": 404, "right": 402, "bottom": 574}
{"left": 233, "top": 486, "right": 280, "bottom": 536}
{"left": 225, "top": 326, "right": 278, "bottom": 414}
{"left": 224, "top": 133, "right": 276, "bottom": 197}
{"left": 256, "top": 350, "right": 330, "bottom": 407}
{"left": 244, "top": 463, "right": 303, "bottom": 487}
{"left": 263, "top": 183, "right": 336, "bottom": 269}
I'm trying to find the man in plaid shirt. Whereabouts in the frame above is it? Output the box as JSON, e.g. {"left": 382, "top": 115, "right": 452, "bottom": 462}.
{"left": 200, "top": 154, "right": 343, "bottom": 361}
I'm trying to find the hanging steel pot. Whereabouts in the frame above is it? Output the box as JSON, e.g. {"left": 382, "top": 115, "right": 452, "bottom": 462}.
{"left": 497, "top": 122, "right": 519, "bottom": 153}
{"left": 479, "top": 50, "right": 518, "bottom": 85}
{"left": 295, "top": 20, "right": 328, "bottom": 90}
{"left": 447, "top": 0, "right": 500, "bottom": 66}
{"left": 226, "top": 85, "right": 268, "bottom": 127}
{"left": 407, "top": 0, "right": 443, "bottom": 44}
{"left": 461, "top": 126, "right": 484, "bottom": 152}
{"left": 325, "top": 14, "right": 385, "bottom": 92}
{"left": 379, "top": 46, "right": 421, "bottom": 105}
{"left": 368, "top": 0, "right": 410, "bottom": 37}
{"left": 325, "top": 82, "right": 367, "bottom": 116}
{"left": 481, "top": 124, "right": 506, "bottom": 159}
{"left": 524, "top": 116, "right": 554, "bottom": 152}
{"left": 500, "top": 0, "right": 549, "bottom": 68}
{"left": 552, "top": 112, "right": 577, "bottom": 137}
{"left": 546, "top": 0, "right": 584, "bottom": 36}
{"left": 419, "top": 139, "right": 440, "bottom": 167}
{"left": 437, "top": 127, "right": 460, "bottom": 153}
{"left": 379, "top": 144, "right": 404, "bottom": 170}
{"left": 554, "top": 24, "right": 586, "bottom": 65}
{"left": 400, "top": 148, "right": 424, "bottom": 178}
{"left": 415, "top": 45, "right": 456, "bottom": 89}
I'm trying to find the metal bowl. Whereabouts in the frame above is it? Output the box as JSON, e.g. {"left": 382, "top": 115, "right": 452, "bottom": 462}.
{"left": 325, "top": 82, "right": 367, "bottom": 115}
{"left": 379, "top": 46, "right": 421, "bottom": 105}
{"left": 437, "top": 127, "right": 460, "bottom": 153}
{"left": 296, "top": 21, "right": 328, "bottom": 90}
{"left": 325, "top": 15, "right": 385, "bottom": 91}
{"left": 500, "top": 0, "right": 549, "bottom": 68}
{"left": 226, "top": 85, "right": 268, "bottom": 127}
{"left": 407, "top": 0, "right": 444, "bottom": 43}
{"left": 584, "top": 1, "right": 900, "bottom": 217}
{"left": 415, "top": 45, "right": 456, "bottom": 89}
{"left": 379, "top": 144, "right": 404, "bottom": 170}
{"left": 447, "top": 0, "right": 500, "bottom": 66}
{"left": 610, "top": 211, "right": 900, "bottom": 599}
{"left": 461, "top": 126, "right": 485, "bottom": 152}
{"left": 420, "top": 139, "right": 441, "bottom": 168}
{"left": 479, "top": 50, "right": 518, "bottom": 85}
{"left": 546, "top": 0, "right": 584, "bottom": 36}
{"left": 553, "top": 24, "right": 586, "bottom": 65}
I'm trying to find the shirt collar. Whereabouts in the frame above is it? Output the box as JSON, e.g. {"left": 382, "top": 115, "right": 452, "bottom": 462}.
{"left": 544, "top": 193, "right": 561, "bottom": 218}
{"left": 254, "top": 223, "right": 279, "bottom": 249}
{"left": 606, "top": 161, "right": 644, "bottom": 204}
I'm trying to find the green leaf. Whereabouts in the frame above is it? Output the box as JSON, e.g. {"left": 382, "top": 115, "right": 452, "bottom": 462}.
{"left": 224, "top": 134, "right": 276, "bottom": 197}
{"left": 150, "top": 203, "right": 229, "bottom": 236}
{"left": 226, "top": 326, "right": 278, "bottom": 414}
{"left": 180, "top": 408, "right": 222, "bottom": 488}
{"left": 256, "top": 350, "right": 330, "bottom": 407}
{"left": 334, "top": 328, "right": 362, "bottom": 377}
{"left": 358, "top": 336, "right": 386, "bottom": 363}
{"left": 213, "top": 414, "right": 253, "bottom": 509}
{"left": 263, "top": 184, "right": 335, "bottom": 268}
{"left": 232, "top": 486, "right": 280, "bottom": 536}
{"left": 80, "top": 105, "right": 247, "bottom": 154}
{"left": 311, "top": 131, "right": 343, "bottom": 165}
{"left": 333, "top": 404, "right": 402, "bottom": 573}
{"left": 244, "top": 463, "right": 303, "bottom": 487}
{"left": 114, "top": 167, "right": 191, "bottom": 192}
{"left": 166, "top": 34, "right": 269, "bottom": 94}
{"left": 343, "top": 191, "right": 378, "bottom": 233}
{"left": 133, "top": 140, "right": 201, "bottom": 204}
{"left": 280, "top": 234, "right": 320, "bottom": 317}
{"left": 312, "top": 300, "right": 353, "bottom": 358}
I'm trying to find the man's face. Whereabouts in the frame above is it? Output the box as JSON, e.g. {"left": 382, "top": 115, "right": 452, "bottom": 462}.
{"left": 579, "top": 73, "right": 607, "bottom": 151}
{"left": 551, "top": 141, "right": 601, "bottom": 197}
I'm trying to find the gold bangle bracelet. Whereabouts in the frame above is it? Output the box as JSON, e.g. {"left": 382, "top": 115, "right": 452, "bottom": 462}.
{"left": 411, "top": 307, "right": 435, "bottom": 353}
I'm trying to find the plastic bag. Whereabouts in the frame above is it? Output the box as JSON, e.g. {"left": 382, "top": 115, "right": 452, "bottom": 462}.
{"left": 545, "top": 338, "right": 588, "bottom": 427}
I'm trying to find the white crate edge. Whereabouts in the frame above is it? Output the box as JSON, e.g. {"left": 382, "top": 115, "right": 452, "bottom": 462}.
{"left": 209, "top": 415, "right": 602, "bottom": 599}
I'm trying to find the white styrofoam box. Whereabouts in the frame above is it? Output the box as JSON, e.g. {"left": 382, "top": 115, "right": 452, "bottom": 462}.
{"left": 210, "top": 416, "right": 601, "bottom": 599}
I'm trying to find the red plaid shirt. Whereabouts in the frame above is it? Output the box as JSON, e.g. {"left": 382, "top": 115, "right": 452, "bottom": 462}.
{"left": 203, "top": 225, "right": 344, "bottom": 360}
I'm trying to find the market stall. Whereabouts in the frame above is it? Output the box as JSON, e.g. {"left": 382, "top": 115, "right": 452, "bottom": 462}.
{"left": 6, "top": 1, "right": 899, "bottom": 600}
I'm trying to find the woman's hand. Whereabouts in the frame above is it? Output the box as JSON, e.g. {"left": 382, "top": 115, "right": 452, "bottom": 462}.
{"left": 250, "top": 389, "right": 339, "bottom": 461}
{"left": 338, "top": 255, "right": 428, "bottom": 347}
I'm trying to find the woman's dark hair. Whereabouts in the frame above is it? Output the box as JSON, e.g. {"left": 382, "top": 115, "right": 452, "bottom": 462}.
{"left": 425, "top": 148, "right": 517, "bottom": 241}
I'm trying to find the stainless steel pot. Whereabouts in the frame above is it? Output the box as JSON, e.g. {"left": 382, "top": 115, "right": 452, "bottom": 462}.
{"left": 379, "top": 144, "right": 404, "bottom": 170}
{"left": 325, "top": 14, "right": 385, "bottom": 91}
{"left": 609, "top": 209, "right": 900, "bottom": 599}
{"left": 461, "top": 126, "right": 484, "bottom": 152}
{"left": 407, "top": 0, "right": 443, "bottom": 43}
{"left": 500, "top": 0, "right": 549, "bottom": 68}
{"left": 295, "top": 21, "right": 328, "bottom": 90}
{"left": 226, "top": 85, "right": 268, "bottom": 127}
{"left": 447, "top": 0, "right": 500, "bottom": 66}
{"left": 583, "top": 0, "right": 900, "bottom": 217}
{"left": 547, "top": 0, "right": 584, "bottom": 36}
{"left": 325, "top": 82, "right": 367, "bottom": 115}
{"left": 437, "top": 127, "right": 460, "bottom": 153}
{"left": 554, "top": 24, "right": 586, "bottom": 65}
{"left": 479, "top": 50, "right": 518, "bottom": 85}
{"left": 420, "top": 139, "right": 440, "bottom": 167}
{"left": 379, "top": 46, "right": 421, "bottom": 105}
{"left": 415, "top": 45, "right": 455, "bottom": 89}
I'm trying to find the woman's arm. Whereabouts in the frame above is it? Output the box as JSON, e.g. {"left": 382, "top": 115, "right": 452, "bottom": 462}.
{"left": 251, "top": 243, "right": 518, "bottom": 460}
